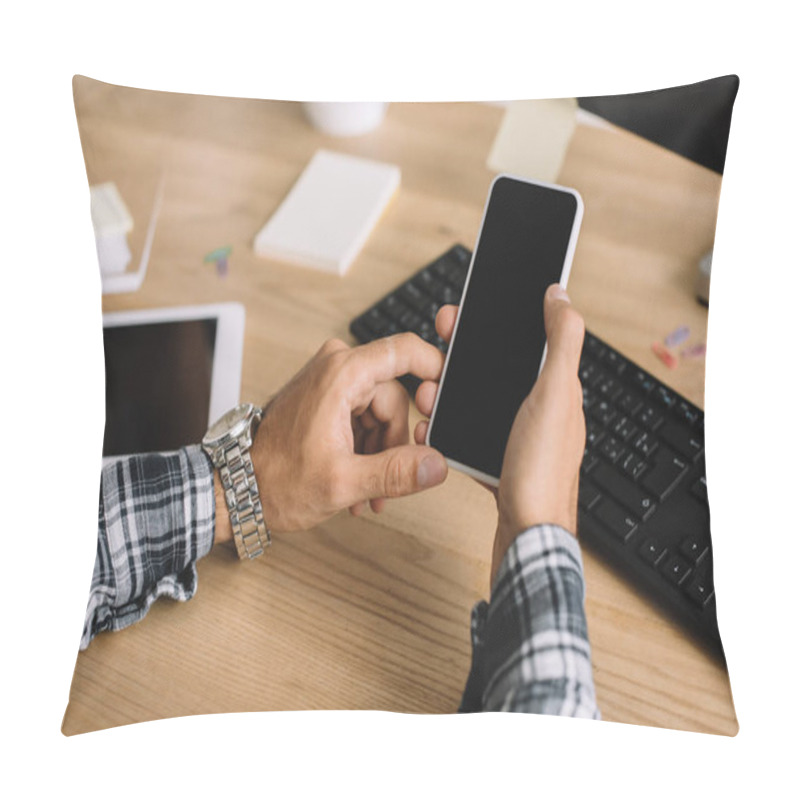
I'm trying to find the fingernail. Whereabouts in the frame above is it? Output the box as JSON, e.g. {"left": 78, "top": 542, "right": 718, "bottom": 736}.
{"left": 417, "top": 455, "right": 447, "bottom": 488}
{"left": 550, "top": 284, "right": 570, "bottom": 302}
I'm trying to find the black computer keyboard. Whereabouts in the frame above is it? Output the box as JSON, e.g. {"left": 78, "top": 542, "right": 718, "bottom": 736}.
{"left": 349, "top": 244, "right": 722, "bottom": 656}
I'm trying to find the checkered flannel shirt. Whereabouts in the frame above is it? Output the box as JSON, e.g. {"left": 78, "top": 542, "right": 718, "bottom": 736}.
{"left": 81, "top": 445, "right": 215, "bottom": 650}
{"left": 460, "top": 524, "right": 600, "bottom": 718}
{"left": 83, "top": 447, "right": 599, "bottom": 718}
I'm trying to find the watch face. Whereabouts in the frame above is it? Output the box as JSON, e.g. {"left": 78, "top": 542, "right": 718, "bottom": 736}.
{"left": 205, "top": 403, "right": 252, "bottom": 444}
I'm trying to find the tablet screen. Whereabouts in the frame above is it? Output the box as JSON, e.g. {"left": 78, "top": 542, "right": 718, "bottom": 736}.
{"left": 102, "top": 319, "right": 217, "bottom": 456}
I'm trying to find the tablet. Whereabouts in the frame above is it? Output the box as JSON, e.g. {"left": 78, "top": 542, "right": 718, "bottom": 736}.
{"left": 101, "top": 303, "right": 245, "bottom": 458}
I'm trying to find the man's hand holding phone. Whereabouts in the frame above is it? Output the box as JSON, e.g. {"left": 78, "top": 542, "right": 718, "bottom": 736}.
{"left": 415, "top": 284, "right": 586, "bottom": 585}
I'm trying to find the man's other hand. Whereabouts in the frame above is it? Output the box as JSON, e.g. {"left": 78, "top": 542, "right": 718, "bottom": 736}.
{"left": 414, "top": 284, "right": 586, "bottom": 585}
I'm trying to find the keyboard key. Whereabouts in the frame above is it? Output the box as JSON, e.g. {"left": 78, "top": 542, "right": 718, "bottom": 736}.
{"left": 580, "top": 450, "right": 599, "bottom": 475}
{"left": 585, "top": 335, "right": 608, "bottom": 361}
{"left": 449, "top": 263, "right": 468, "bottom": 285}
{"left": 613, "top": 415, "right": 638, "bottom": 442}
{"left": 654, "top": 385, "right": 677, "bottom": 408}
{"left": 413, "top": 269, "right": 437, "bottom": 291}
{"left": 583, "top": 332, "right": 600, "bottom": 350}
{"left": 604, "top": 349, "right": 627, "bottom": 376}
{"left": 417, "top": 320, "right": 434, "bottom": 339}
{"left": 586, "top": 420, "right": 605, "bottom": 449}
{"left": 431, "top": 258, "right": 451, "bottom": 280}
{"left": 633, "top": 430, "right": 659, "bottom": 458}
{"left": 662, "top": 554, "right": 693, "bottom": 585}
{"left": 433, "top": 278, "right": 453, "bottom": 299}
{"left": 691, "top": 475, "right": 708, "bottom": 503}
{"left": 579, "top": 481, "right": 602, "bottom": 510}
{"left": 580, "top": 360, "right": 598, "bottom": 385}
{"left": 679, "top": 535, "right": 709, "bottom": 563}
{"left": 365, "top": 307, "right": 390, "bottom": 333}
{"left": 590, "top": 399, "right": 617, "bottom": 426}
{"left": 452, "top": 245, "right": 470, "bottom": 266}
{"left": 591, "top": 462, "right": 657, "bottom": 520}
{"left": 350, "top": 318, "right": 373, "bottom": 343}
{"left": 400, "top": 282, "right": 429, "bottom": 312}
{"left": 685, "top": 575, "right": 714, "bottom": 607}
{"left": 639, "top": 539, "right": 668, "bottom": 566}
{"left": 383, "top": 320, "right": 401, "bottom": 336}
{"left": 618, "top": 391, "right": 643, "bottom": 415}
{"left": 426, "top": 297, "right": 441, "bottom": 316}
{"left": 380, "top": 294, "right": 404, "bottom": 321}
{"left": 635, "top": 404, "right": 663, "bottom": 431}
{"left": 591, "top": 497, "right": 638, "bottom": 541}
{"left": 621, "top": 451, "right": 647, "bottom": 479}
{"left": 658, "top": 419, "right": 704, "bottom": 462}
{"left": 597, "top": 374, "right": 623, "bottom": 401}
{"left": 600, "top": 436, "right": 624, "bottom": 463}
{"left": 441, "top": 285, "right": 462, "bottom": 304}
{"left": 676, "top": 401, "right": 701, "bottom": 427}
{"left": 633, "top": 370, "right": 656, "bottom": 394}
{"left": 398, "top": 308, "right": 423, "bottom": 331}
{"left": 640, "top": 448, "right": 688, "bottom": 500}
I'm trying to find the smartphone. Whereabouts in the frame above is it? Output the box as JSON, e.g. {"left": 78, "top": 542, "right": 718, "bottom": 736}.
{"left": 426, "top": 174, "right": 583, "bottom": 486}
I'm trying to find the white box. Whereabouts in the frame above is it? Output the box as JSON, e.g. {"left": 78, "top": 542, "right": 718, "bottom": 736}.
{"left": 254, "top": 149, "right": 400, "bottom": 275}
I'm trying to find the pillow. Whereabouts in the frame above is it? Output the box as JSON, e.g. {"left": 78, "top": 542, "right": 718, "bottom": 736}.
{"left": 63, "top": 75, "right": 737, "bottom": 736}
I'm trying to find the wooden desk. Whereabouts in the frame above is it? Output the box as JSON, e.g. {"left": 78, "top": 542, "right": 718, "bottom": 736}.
{"left": 63, "top": 77, "right": 737, "bottom": 736}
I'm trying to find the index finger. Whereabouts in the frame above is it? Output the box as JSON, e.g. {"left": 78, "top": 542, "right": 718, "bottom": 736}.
{"left": 344, "top": 332, "right": 445, "bottom": 396}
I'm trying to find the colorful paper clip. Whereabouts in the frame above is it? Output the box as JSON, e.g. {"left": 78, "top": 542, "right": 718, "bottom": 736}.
{"left": 681, "top": 343, "right": 707, "bottom": 359}
{"left": 204, "top": 245, "right": 232, "bottom": 278}
{"left": 652, "top": 341, "right": 678, "bottom": 369}
{"left": 204, "top": 245, "right": 232, "bottom": 263}
{"left": 664, "top": 325, "right": 690, "bottom": 348}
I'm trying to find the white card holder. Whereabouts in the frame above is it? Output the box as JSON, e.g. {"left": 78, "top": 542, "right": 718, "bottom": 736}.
{"left": 254, "top": 149, "right": 400, "bottom": 275}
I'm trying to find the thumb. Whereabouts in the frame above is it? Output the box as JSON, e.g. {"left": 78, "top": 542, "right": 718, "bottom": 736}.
{"left": 542, "top": 284, "right": 585, "bottom": 380}
{"left": 349, "top": 446, "right": 448, "bottom": 503}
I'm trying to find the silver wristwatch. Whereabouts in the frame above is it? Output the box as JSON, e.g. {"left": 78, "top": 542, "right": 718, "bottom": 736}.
{"left": 202, "top": 402, "right": 271, "bottom": 560}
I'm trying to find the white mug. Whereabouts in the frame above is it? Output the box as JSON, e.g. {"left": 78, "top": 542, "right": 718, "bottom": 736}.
{"left": 303, "top": 102, "right": 388, "bottom": 136}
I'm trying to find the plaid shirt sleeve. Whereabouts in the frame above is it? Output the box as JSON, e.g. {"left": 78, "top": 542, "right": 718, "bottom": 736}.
{"left": 81, "top": 444, "right": 216, "bottom": 650}
{"left": 460, "top": 524, "right": 600, "bottom": 719}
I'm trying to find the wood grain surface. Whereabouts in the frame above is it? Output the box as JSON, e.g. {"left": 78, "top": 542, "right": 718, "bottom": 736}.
{"left": 63, "top": 77, "right": 736, "bottom": 736}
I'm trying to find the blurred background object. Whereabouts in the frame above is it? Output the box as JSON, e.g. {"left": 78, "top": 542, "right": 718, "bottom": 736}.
{"left": 303, "top": 101, "right": 388, "bottom": 136}
{"left": 579, "top": 75, "right": 739, "bottom": 174}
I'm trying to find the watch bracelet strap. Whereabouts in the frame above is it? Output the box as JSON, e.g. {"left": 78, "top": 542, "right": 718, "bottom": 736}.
{"left": 218, "top": 437, "right": 271, "bottom": 559}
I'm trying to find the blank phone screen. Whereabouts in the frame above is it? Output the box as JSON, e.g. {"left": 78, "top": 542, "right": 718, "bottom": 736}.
{"left": 428, "top": 176, "right": 579, "bottom": 480}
